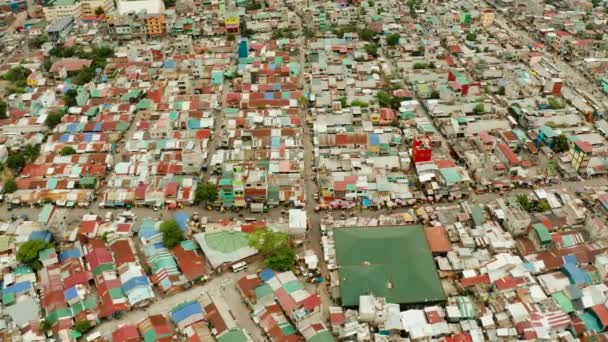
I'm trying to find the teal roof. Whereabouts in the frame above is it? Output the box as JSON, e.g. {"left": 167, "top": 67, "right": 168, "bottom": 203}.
{"left": 217, "top": 328, "right": 250, "bottom": 342}
{"left": 440, "top": 167, "right": 463, "bottom": 185}
{"left": 38, "top": 204, "right": 54, "bottom": 224}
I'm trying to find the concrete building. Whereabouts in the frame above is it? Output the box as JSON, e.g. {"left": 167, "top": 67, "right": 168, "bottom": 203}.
{"left": 117, "top": 0, "right": 164, "bottom": 15}
{"left": 46, "top": 16, "right": 74, "bottom": 41}
{"left": 480, "top": 8, "right": 495, "bottom": 28}
{"left": 145, "top": 14, "right": 165, "bottom": 36}
{"left": 43, "top": 0, "right": 114, "bottom": 22}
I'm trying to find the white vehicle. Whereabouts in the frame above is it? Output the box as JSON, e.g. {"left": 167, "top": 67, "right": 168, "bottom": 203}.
{"left": 231, "top": 261, "right": 248, "bottom": 273}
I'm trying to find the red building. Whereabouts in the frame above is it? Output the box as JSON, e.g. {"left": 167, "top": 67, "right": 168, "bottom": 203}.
{"left": 412, "top": 136, "right": 432, "bottom": 162}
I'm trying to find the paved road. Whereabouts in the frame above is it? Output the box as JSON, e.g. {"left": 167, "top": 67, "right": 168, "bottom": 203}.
{"left": 90, "top": 271, "right": 265, "bottom": 340}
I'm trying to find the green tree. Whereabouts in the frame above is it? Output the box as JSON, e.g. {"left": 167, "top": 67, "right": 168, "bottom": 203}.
{"left": 3, "top": 178, "right": 17, "bottom": 194}
{"left": 248, "top": 229, "right": 295, "bottom": 271}
{"left": 430, "top": 90, "right": 440, "bottom": 99}
{"left": 59, "top": 146, "right": 77, "bottom": 156}
{"left": 358, "top": 27, "right": 375, "bottom": 41}
{"left": 160, "top": 219, "right": 184, "bottom": 248}
{"left": 0, "top": 100, "right": 7, "bottom": 119}
{"left": 227, "top": 34, "right": 236, "bottom": 41}
{"left": 64, "top": 89, "right": 78, "bottom": 107}
{"left": 516, "top": 194, "right": 532, "bottom": 212}
{"left": 466, "top": 32, "right": 477, "bottom": 41}
{"left": 43, "top": 58, "right": 53, "bottom": 72}
{"left": 2, "top": 66, "right": 31, "bottom": 82}
{"left": 592, "top": 0, "right": 601, "bottom": 7}
{"left": 386, "top": 33, "right": 400, "bottom": 46}
{"left": 40, "top": 320, "right": 52, "bottom": 333}
{"left": 29, "top": 34, "right": 48, "bottom": 49}
{"left": 22, "top": 144, "right": 40, "bottom": 163}
{"left": 73, "top": 321, "right": 92, "bottom": 334}
{"left": 49, "top": 45, "right": 76, "bottom": 58}
{"left": 16, "top": 240, "right": 52, "bottom": 267}
{"left": 365, "top": 43, "right": 379, "bottom": 57}
{"left": 548, "top": 97, "right": 565, "bottom": 109}
{"left": 376, "top": 90, "right": 400, "bottom": 109}
{"left": 297, "top": 95, "right": 309, "bottom": 108}
{"left": 163, "top": 0, "right": 176, "bottom": 7}
{"left": 351, "top": 100, "right": 369, "bottom": 107}
{"left": 195, "top": 182, "right": 218, "bottom": 204}
{"left": 6, "top": 154, "right": 25, "bottom": 172}
{"left": 94, "top": 6, "right": 104, "bottom": 15}
{"left": 536, "top": 199, "right": 551, "bottom": 212}
{"left": 45, "top": 111, "right": 64, "bottom": 129}
{"left": 552, "top": 134, "right": 570, "bottom": 153}
{"left": 473, "top": 103, "right": 485, "bottom": 115}
{"left": 413, "top": 62, "right": 428, "bottom": 69}
{"left": 74, "top": 66, "right": 97, "bottom": 85}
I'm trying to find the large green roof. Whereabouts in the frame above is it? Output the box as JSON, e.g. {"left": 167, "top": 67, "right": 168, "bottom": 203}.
{"left": 205, "top": 231, "right": 250, "bottom": 253}
{"left": 335, "top": 226, "right": 445, "bottom": 306}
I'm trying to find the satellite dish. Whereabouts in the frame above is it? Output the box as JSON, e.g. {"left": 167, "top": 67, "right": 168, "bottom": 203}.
{"left": 95, "top": 68, "right": 102, "bottom": 74}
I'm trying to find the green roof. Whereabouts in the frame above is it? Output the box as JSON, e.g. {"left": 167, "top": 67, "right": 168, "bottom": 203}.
{"left": 38, "top": 204, "right": 54, "bottom": 224}
{"left": 335, "top": 226, "right": 445, "bottom": 306}
{"left": 217, "top": 328, "right": 250, "bottom": 342}
{"left": 0, "top": 236, "right": 12, "bottom": 252}
{"left": 532, "top": 223, "right": 552, "bottom": 245}
{"left": 254, "top": 283, "right": 273, "bottom": 300}
{"left": 552, "top": 292, "right": 574, "bottom": 313}
{"left": 470, "top": 205, "right": 486, "bottom": 226}
{"left": 440, "top": 167, "right": 463, "bottom": 185}
{"left": 205, "top": 231, "right": 250, "bottom": 253}
{"left": 282, "top": 280, "right": 304, "bottom": 294}
{"left": 307, "top": 330, "right": 336, "bottom": 342}
{"left": 93, "top": 263, "right": 115, "bottom": 277}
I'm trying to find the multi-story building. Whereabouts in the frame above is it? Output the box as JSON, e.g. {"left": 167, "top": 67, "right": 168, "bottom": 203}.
{"left": 117, "top": 0, "right": 164, "bottom": 15}
{"left": 480, "top": 8, "right": 495, "bottom": 28}
{"left": 569, "top": 139, "right": 592, "bottom": 171}
{"left": 145, "top": 14, "right": 165, "bottom": 36}
{"left": 42, "top": 0, "right": 114, "bottom": 22}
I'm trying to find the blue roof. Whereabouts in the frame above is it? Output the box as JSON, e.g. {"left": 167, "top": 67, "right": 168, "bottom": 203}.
{"left": 175, "top": 212, "right": 189, "bottom": 232}
{"left": 259, "top": 268, "right": 275, "bottom": 282}
{"left": 2, "top": 281, "right": 32, "bottom": 295}
{"left": 562, "top": 263, "right": 591, "bottom": 285}
{"left": 93, "top": 122, "right": 103, "bottom": 132}
{"left": 563, "top": 254, "right": 578, "bottom": 265}
{"left": 67, "top": 123, "right": 79, "bottom": 133}
{"left": 59, "top": 248, "right": 81, "bottom": 262}
{"left": 64, "top": 286, "right": 78, "bottom": 301}
{"left": 59, "top": 134, "right": 70, "bottom": 143}
{"left": 170, "top": 301, "right": 204, "bottom": 323}
{"left": 122, "top": 276, "right": 151, "bottom": 293}
{"left": 163, "top": 60, "right": 177, "bottom": 69}
{"left": 29, "top": 231, "right": 52, "bottom": 242}
{"left": 83, "top": 132, "right": 94, "bottom": 142}
{"left": 369, "top": 134, "right": 380, "bottom": 145}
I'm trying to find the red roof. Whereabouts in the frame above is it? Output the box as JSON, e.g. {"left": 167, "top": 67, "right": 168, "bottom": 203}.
{"left": 204, "top": 303, "right": 228, "bottom": 336}
{"left": 110, "top": 239, "right": 136, "bottom": 267}
{"left": 575, "top": 140, "right": 593, "bottom": 153}
{"left": 63, "top": 271, "right": 93, "bottom": 289}
{"left": 461, "top": 274, "right": 491, "bottom": 287}
{"left": 85, "top": 247, "right": 113, "bottom": 271}
{"left": 494, "top": 275, "right": 526, "bottom": 290}
{"left": 113, "top": 325, "right": 140, "bottom": 342}
{"left": 171, "top": 244, "right": 206, "bottom": 282}
{"left": 497, "top": 143, "right": 521, "bottom": 166}
{"left": 79, "top": 220, "right": 99, "bottom": 236}
{"left": 591, "top": 304, "right": 608, "bottom": 328}
{"left": 299, "top": 294, "right": 321, "bottom": 311}
{"left": 50, "top": 58, "right": 93, "bottom": 73}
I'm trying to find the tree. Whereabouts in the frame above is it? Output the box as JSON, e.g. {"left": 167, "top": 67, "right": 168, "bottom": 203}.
{"left": 73, "top": 321, "right": 92, "bottom": 334}
{"left": 3, "top": 178, "right": 17, "bottom": 194}
{"left": 376, "top": 90, "right": 400, "bottom": 109}
{"left": 40, "top": 320, "right": 52, "bottom": 333}
{"left": 386, "top": 33, "right": 400, "bottom": 46}
{"left": 45, "top": 111, "right": 64, "bottom": 129}
{"left": 64, "top": 89, "right": 78, "bottom": 107}
{"left": 552, "top": 134, "right": 570, "bottom": 153}
{"left": 160, "top": 219, "right": 184, "bottom": 248}
{"left": 592, "top": 0, "right": 601, "bottom": 7}
{"left": 6, "top": 154, "right": 25, "bottom": 172}
{"left": 227, "top": 34, "right": 236, "bottom": 41}
{"left": 358, "top": 27, "right": 375, "bottom": 41}
{"left": 195, "top": 182, "right": 218, "bottom": 204}
{"left": 17, "top": 240, "right": 52, "bottom": 268}
{"left": 163, "top": 0, "right": 176, "bottom": 7}
{"left": 536, "top": 199, "right": 551, "bottom": 212}
{"left": 497, "top": 86, "right": 506, "bottom": 96}
{"left": 413, "top": 62, "right": 428, "bottom": 69}
{"left": 59, "top": 146, "right": 77, "bottom": 156}
{"left": 466, "top": 32, "right": 477, "bottom": 41}
{"left": 473, "top": 103, "right": 485, "bottom": 115}
{"left": 430, "top": 90, "right": 440, "bottom": 99}
{"left": 365, "top": 43, "right": 379, "bottom": 57}
{"left": 29, "top": 34, "right": 48, "bottom": 49}
{"left": 297, "top": 95, "right": 309, "bottom": 108}
{"left": 249, "top": 229, "right": 295, "bottom": 271}
{"left": 22, "top": 144, "right": 40, "bottom": 163}
{"left": 516, "top": 194, "right": 532, "bottom": 212}
{"left": 94, "top": 6, "right": 104, "bottom": 15}
{"left": 74, "top": 66, "right": 97, "bottom": 85}
{"left": 0, "top": 100, "right": 7, "bottom": 119}
{"left": 2, "top": 66, "right": 31, "bottom": 83}
{"left": 548, "top": 97, "right": 565, "bottom": 109}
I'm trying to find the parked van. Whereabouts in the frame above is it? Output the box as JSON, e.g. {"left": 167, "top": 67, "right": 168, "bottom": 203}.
{"left": 231, "top": 261, "right": 248, "bottom": 272}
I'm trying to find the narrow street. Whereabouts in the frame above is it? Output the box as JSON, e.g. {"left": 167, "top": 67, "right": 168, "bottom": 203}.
{"left": 90, "top": 270, "right": 265, "bottom": 340}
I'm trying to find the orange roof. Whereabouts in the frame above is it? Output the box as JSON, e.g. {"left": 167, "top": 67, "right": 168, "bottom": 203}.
{"left": 424, "top": 227, "right": 452, "bottom": 253}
